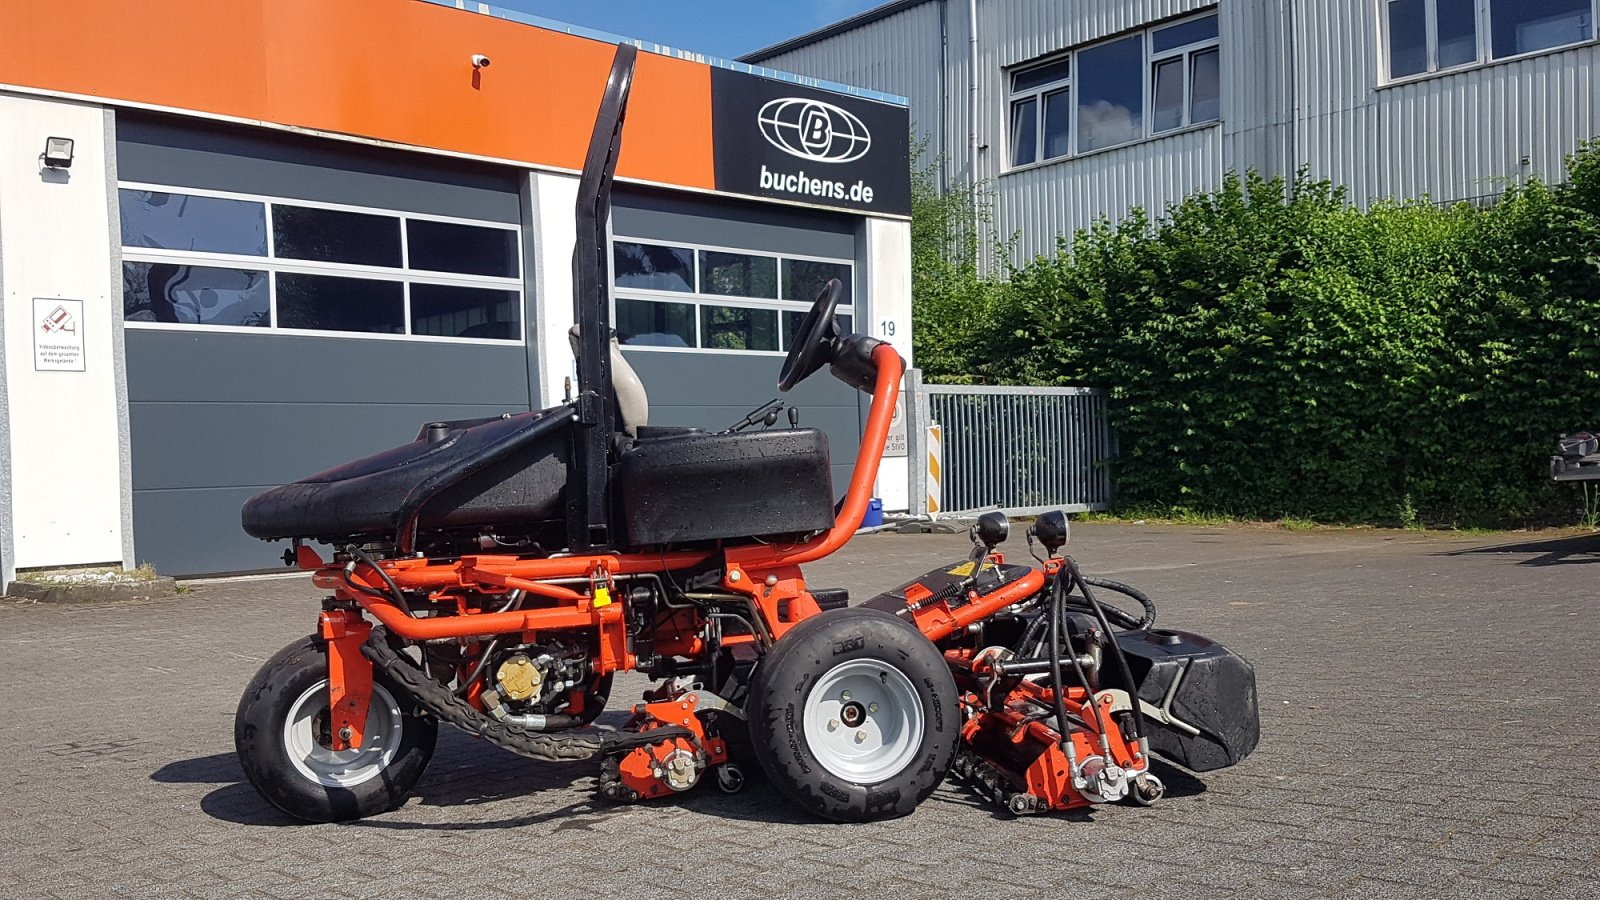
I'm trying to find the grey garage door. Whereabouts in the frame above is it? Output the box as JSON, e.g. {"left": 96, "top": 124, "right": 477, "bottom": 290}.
{"left": 117, "top": 113, "right": 534, "bottom": 575}
{"left": 612, "top": 188, "right": 865, "bottom": 494}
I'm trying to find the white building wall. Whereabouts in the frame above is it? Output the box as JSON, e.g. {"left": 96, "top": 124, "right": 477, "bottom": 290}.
{"left": 0, "top": 92, "right": 131, "bottom": 583}
{"left": 749, "top": 0, "right": 1600, "bottom": 262}
{"left": 859, "top": 216, "right": 914, "bottom": 511}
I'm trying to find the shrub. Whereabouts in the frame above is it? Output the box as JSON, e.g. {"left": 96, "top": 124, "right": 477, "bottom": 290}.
{"left": 912, "top": 142, "right": 1600, "bottom": 526}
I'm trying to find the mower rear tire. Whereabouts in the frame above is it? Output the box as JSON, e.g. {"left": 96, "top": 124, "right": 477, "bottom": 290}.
{"left": 235, "top": 636, "right": 437, "bottom": 823}
{"left": 747, "top": 607, "right": 958, "bottom": 822}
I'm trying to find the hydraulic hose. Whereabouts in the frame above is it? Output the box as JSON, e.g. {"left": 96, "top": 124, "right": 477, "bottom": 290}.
{"left": 1049, "top": 571, "right": 1107, "bottom": 749}
{"left": 453, "top": 637, "right": 502, "bottom": 697}
{"left": 1044, "top": 573, "right": 1073, "bottom": 756}
{"left": 1077, "top": 575, "right": 1156, "bottom": 630}
{"left": 452, "top": 590, "right": 526, "bottom": 697}
{"left": 348, "top": 544, "right": 414, "bottom": 617}
{"left": 1067, "top": 558, "right": 1147, "bottom": 744}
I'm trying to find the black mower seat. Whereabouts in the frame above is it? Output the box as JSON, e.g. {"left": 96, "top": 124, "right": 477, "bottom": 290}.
{"left": 241, "top": 406, "right": 572, "bottom": 542}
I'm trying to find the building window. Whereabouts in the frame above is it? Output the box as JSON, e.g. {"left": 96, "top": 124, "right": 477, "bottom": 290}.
{"left": 1007, "top": 56, "right": 1071, "bottom": 166}
{"left": 272, "top": 205, "right": 402, "bottom": 268}
{"left": 1385, "top": 0, "right": 1595, "bottom": 80}
{"left": 120, "top": 192, "right": 267, "bottom": 256}
{"left": 1491, "top": 0, "right": 1593, "bottom": 58}
{"left": 121, "top": 262, "right": 269, "bottom": 326}
{"left": 1005, "top": 10, "right": 1220, "bottom": 169}
{"left": 1151, "top": 16, "right": 1221, "bottom": 134}
{"left": 117, "top": 185, "right": 523, "bottom": 342}
{"left": 612, "top": 239, "right": 854, "bottom": 355}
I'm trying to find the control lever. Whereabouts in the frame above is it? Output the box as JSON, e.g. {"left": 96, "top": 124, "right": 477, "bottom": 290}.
{"left": 788, "top": 407, "right": 800, "bottom": 427}
{"left": 724, "top": 398, "right": 785, "bottom": 434}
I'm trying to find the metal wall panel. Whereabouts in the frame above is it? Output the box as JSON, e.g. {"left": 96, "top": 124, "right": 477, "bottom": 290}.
{"left": 994, "top": 126, "right": 1226, "bottom": 261}
{"left": 1290, "top": 3, "right": 1599, "bottom": 205}
{"left": 125, "top": 331, "right": 533, "bottom": 575}
{"left": 118, "top": 112, "right": 524, "bottom": 223}
{"left": 117, "top": 116, "right": 532, "bottom": 576}
{"left": 993, "top": 0, "right": 1212, "bottom": 65}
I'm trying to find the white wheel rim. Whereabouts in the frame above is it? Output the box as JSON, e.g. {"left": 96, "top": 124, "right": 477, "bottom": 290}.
{"left": 802, "top": 659, "right": 924, "bottom": 784}
{"left": 283, "top": 680, "right": 404, "bottom": 789}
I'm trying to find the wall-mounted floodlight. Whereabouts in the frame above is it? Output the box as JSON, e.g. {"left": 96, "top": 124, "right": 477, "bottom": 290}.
{"left": 42, "top": 136, "right": 74, "bottom": 169}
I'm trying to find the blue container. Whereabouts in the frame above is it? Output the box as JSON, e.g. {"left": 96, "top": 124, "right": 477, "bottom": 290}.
{"left": 860, "top": 497, "right": 885, "bottom": 528}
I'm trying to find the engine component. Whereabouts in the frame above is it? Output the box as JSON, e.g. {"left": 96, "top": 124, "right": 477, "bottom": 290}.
{"left": 495, "top": 653, "right": 542, "bottom": 701}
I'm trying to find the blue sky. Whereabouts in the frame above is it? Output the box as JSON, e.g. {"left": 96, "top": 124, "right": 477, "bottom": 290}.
{"left": 491, "top": 0, "right": 885, "bottom": 59}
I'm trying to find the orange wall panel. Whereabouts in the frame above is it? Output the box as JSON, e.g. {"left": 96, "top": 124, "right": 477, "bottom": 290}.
{"left": 0, "top": 0, "right": 714, "bottom": 190}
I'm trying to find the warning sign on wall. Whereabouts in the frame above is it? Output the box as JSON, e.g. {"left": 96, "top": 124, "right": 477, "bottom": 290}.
{"left": 34, "top": 298, "right": 85, "bottom": 372}
{"left": 883, "top": 391, "right": 908, "bottom": 458}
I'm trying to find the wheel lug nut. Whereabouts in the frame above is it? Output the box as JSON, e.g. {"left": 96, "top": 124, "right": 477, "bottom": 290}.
{"left": 338, "top": 726, "right": 353, "bottom": 742}
{"left": 841, "top": 690, "right": 851, "bottom": 701}
{"left": 828, "top": 719, "right": 839, "bottom": 730}
{"left": 868, "top": 703, "right": 879, "bottom": 713}
{"left": 855, "top": 731, "right": 867, "bottom": 743}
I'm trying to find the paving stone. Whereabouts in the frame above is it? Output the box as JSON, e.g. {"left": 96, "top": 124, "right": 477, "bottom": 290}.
{"left": 1, "top": 524, "right": 1596, "bottom": 897}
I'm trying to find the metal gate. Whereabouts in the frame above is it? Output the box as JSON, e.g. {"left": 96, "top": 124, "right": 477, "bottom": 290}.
{"left": 906, "top": 373, "right": 1113, "bottom": 516}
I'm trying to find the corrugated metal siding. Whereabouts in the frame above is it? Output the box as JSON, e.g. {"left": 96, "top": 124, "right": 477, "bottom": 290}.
{"left": 750, "top": 0, "right": 1600, "bottom": 257}
{"left": 1293, "top": 0, "right": 1599, "bottom": 205}
{"left": 996, "top": 126, "right": 1225, "bottom": 261}
{"left": 993, "top": 0, "right": 1212, "bottom": 65}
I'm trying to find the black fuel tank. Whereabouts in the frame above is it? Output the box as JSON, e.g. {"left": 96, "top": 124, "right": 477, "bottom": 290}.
{"left": 615, "top": 428, "right": 834, "bottom": 545}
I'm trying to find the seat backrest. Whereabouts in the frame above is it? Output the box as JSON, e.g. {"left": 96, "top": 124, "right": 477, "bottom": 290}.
{"left": 568, "top": 325, "right": 649, "bottom": 436}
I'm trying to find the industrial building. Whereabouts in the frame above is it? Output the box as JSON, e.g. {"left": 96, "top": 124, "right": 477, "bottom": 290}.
{"left": 0, "top": 0, "right": 915, "bottom": 581}
{"left": 745, "top": 0, "right": 1600, "bottom": 262}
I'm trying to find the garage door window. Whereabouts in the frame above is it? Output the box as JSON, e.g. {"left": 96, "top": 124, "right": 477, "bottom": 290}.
{"left": 121, "top": 262, "right": 269, "bottom": 326}
{"left": 612, "top": 239, "right": 854, "bottom": 355}
{"left": 118, "top": 184, "right": 524, "bottom": 343}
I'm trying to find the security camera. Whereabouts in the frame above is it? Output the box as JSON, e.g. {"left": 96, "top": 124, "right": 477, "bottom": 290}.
{"left": 471, "top": 54, "right": 491, "bottom": 69}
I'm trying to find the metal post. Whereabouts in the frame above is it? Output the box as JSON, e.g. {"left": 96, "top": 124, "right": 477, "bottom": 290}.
{"left": 906, "top": 367, "right": 928, "bottom": 517}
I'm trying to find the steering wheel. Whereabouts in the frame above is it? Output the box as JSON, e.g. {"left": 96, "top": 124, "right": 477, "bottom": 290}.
{"left": 778, "top": 278, "right": 844, "bottom": 392}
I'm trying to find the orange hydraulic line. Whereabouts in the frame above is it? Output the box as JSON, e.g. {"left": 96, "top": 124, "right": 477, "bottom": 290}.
{"left": 355, "top": 590, "right": 623, "bottom": 640}
{"left": 729, "top": 343, "right": 904, "bottom": 571}
{"left": 345, "top": 550, "right": 716, "bottom": 591}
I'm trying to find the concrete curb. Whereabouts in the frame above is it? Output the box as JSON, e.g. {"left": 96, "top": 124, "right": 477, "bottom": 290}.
{"left": 5, "top": 576, "right": 178, "bottom": 604}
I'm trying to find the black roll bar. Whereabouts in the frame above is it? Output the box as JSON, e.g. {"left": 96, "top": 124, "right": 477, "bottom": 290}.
{"left": 567, "top": 43, "right": 637, "bottom": 551}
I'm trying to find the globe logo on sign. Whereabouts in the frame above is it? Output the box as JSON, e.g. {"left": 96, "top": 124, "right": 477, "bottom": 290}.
{"left": 757, "top": 98, "right": 872, "bottom": 164}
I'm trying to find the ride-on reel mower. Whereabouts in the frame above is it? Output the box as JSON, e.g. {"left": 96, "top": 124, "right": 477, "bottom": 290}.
{"left": 233, "top": 44, "right": 1258, "bottom": 823}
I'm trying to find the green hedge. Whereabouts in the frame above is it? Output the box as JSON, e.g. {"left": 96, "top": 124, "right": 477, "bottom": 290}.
{"left": 914, "top": 143, "right": 1600, "bottom": 526}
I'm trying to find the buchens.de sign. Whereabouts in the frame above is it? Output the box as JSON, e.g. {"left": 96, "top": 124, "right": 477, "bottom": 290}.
{"left": 34, "top": 298, "right": 86, "bottom": 372}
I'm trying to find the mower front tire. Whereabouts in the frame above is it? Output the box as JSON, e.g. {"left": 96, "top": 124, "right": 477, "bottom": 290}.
{"left": 747, "top": 607, "right": 958, "bottom": 822}
{"left": 235, "top": 636, "right": 436, "bottom": 823}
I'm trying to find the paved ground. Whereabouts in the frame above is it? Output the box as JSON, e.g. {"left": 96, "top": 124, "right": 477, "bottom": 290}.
{"left": 2, "top": 523, "right": 1597, "bottom": 899}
